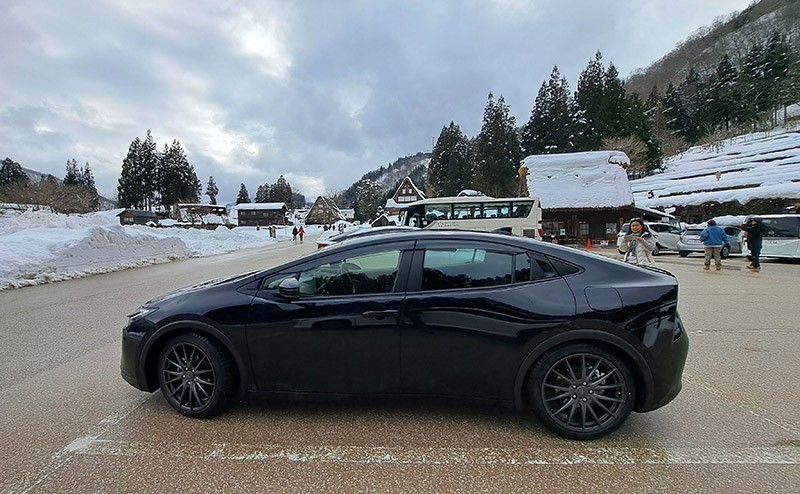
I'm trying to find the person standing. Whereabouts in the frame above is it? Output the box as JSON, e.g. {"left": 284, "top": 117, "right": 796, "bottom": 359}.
{"left": 292, "top": 226, "right": 298, "bottom": 242}
{"left": 619, "top": 219, "right": 657, "bottom": 267}
{"left": 742, "top": 217, "right": 765, "bottom": 271}
{"left": 298, "top": 225, "right": 305, "bottom": 243}
{"left": 700, "top": 219, "right": 728, "bottom": 271}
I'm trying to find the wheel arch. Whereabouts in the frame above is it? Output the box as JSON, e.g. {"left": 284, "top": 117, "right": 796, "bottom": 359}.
{"left": 139, "top": 319, "right": 248, "bottom": 398}
{"left": 513, "top": 329, "right": 654, "bottom": 412}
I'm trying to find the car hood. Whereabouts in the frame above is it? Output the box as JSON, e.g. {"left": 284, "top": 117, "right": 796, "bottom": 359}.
{"left": 143, "top": 271, "right": 256, "bottom": 307}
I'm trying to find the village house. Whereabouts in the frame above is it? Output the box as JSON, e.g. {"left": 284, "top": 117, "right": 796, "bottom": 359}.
{"left": 235, "top": 202, "right": 288, "bottom": 227}
{"left": 384, "top": 176, "right": 426, "bottom": 216}
{"left": 524, "top": 151, "right": 639, "bottom": 243}
{"left": 117, "top": 209, "right": 160, "bottom": 226}
{"left": 304, "top": 196, "right": 343, "bottom": 225}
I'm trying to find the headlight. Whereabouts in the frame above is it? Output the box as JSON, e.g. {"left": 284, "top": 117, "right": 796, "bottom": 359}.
{"left": 127, "top": 307, "right": 158, "bottom": 323}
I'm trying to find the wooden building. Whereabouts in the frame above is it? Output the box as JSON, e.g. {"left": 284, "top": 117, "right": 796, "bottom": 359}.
{"left": 524, "top": 151, "right": 637, "bottom": 243}
{"left": 304, "top": 196, "right": 343, "bottom": 225}
{"left": 117, "top": 209, "right": 160, "bottom": 226}
{"left": 384, "top": 177, "right": 426, "bottom": 216}
{"left": 235, "top": 202, "right": 288, "bottom": 227}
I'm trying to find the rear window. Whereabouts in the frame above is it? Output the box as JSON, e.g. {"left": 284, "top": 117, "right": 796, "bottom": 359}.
{"left": 684, "top": 228, "right": 703, "bottom": 235}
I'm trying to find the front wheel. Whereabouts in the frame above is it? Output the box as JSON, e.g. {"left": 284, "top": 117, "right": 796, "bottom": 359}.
{"left": 651, "top": 244, "right": 661, "bottom": 256}
{"left": 721, "top": 245, "right": 730, "bottom": 259}
{"left": 678, "top": 251, "right": 689, "bottom": 257}
{"left": 528, "top": 344, "right": 635, "bottom": 440}
{"left": 157, "top": 333, "right": 237, "bottom": 418}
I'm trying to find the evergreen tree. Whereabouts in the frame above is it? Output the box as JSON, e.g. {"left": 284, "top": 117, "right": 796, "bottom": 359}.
{"left": 255, "top": 183, "right": 270, "bottom": 203}
{"left": 0, "top": 158, "right": 29, "bottom": 187}
{"left": 707, "top": 55, "right": 740, "bottom": 131}
{"left": 678, "top": 68, "right": 708, "bottom": 141}
{"left": 236, "top": 183, "right": 251, "bottom": 204}
{"left": 522, "top": 66, "right": 574, "bottom": 156}
{"left": 663, "top": 82, "right": 692, "bottom": 141}
{"left": 602, "top": 64, "right": 629, "bottom": 138}
{"left": 117, "top": 137, "right": 144, "bottom": 208}
{"left": 763, "top": 32, "right": 795, "bottom": 126}
{"left": 428, "top": 122, "right": 472, "bottom": 196}
{"left": 272, "top": 175, "right": 294, "bottom": 208}
{"left": 573, "top": 51, "right": 606, "bottom": 150}
{"left": 206, "top": 176, "right": 219, "bottom": 205}
{"left": 140, "top": 130, "right": 160, "bottom": 209}
{"left": 63, "top": 158, "right": 81, "bottom": 186}
{"left": 473, "top": 93, "right": 522, "bottom": 197}
{"left": 738, "top": 40, "right": 771, "bottom": 123}
{"left": 159, "top": 140, "right": 200, "bottom": 206}
{"left": 353, "top": 179, "right": 382, "bottom": 222}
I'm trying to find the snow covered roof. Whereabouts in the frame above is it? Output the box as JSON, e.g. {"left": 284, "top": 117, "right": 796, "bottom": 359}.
{"left": 523, "top": 151, "right": 634, "bottom": 209}
{"left": 632, "top": 129, "right": 800, "bottom": 208}
{"left": 235, "top": 202, "right": 287, "bottom": 210}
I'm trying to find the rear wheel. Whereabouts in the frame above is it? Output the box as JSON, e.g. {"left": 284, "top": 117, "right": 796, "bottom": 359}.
{"left": 157, "top": 333, "right": 236, "bottom": 418}
{"left": 678, "top": 251, "right": 689, "bottom": 257}
{"left": 528, "top": 344, "right": 635, "bottom": 440}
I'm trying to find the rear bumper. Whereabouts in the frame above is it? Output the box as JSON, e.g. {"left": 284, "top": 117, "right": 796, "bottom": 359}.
{"left": 638, "top": 314, "right": 689, "bottom": 412}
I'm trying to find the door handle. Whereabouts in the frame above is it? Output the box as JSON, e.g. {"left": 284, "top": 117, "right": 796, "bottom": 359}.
{"left": 361, "top": 310, "right": 399, "bottom": 320}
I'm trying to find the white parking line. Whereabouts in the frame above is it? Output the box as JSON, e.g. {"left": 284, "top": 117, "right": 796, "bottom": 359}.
{"left": 64, "top": 439, "right": 800, "bottom": 465}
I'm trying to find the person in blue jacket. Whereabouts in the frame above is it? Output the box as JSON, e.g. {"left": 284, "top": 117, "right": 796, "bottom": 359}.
{"left": 699, "top": 219, "right": 728, "bottom": 271}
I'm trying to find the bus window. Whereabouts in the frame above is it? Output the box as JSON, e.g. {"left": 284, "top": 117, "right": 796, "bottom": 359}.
{"left": 483, "top": 203, "right": 511, "bottom": 219}
{"left": 512, "top": 203, "right": 531, "bottom": 218}
{"left": 424, "top": 204, "right": 451, "bottom": 221}
{"left": 454, "top": 203, "right": 481, "bottom": 219}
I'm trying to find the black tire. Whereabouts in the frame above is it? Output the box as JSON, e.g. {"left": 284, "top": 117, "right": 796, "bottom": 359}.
{"left": 652, "top": 244, "right": 661, "bottom": 256}
{"left": 157, "top": 332, "right": 236, "bottom": 418}
{"left": 721, "top": 245, "right": 730, "bottom": 259}
{"left": 678, "top": 251, "right": 689, "bottom": 257}
{"left": 528, "top": 344, "right": 635, "bottom": 440}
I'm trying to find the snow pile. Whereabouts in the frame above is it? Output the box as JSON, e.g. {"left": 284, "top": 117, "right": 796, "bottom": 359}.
{"left": 0, "top": 208, "right": 311, "bottom": 290}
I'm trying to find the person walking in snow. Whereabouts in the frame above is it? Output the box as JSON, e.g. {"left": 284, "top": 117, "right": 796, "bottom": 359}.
{"left": 700, "top": 219, "right": 727, "bottom": 271}
{"left": 292, "top": 226, "right": 298, "bottom": 242}
{"left": 298, "top": 225, "right": 305, "bottom": 243}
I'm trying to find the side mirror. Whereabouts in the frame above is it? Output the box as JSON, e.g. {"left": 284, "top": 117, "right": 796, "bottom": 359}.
{"left": 278, "top": 277, "right": 300, "bottom": 299}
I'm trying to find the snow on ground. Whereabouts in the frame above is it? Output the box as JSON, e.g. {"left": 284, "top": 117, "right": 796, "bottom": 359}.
{"left": 0, "top": 208, "right": 323, "bottom": 290}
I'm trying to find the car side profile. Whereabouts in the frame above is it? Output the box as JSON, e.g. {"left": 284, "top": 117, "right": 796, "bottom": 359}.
{"left": 121, "top": 230, "right": 688, "bottom": 440}
{"left": 677, "top": 225, "right": 745, "bottom": 258}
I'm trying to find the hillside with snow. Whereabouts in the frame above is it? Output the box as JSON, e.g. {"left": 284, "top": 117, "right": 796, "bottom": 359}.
{"left": 633, "top": 126, "right": 800, "bottom": 211}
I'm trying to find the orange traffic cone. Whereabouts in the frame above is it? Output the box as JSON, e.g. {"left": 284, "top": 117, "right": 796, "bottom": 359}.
{"left": 586, "top": 239, "right": 592, "bottom": 250}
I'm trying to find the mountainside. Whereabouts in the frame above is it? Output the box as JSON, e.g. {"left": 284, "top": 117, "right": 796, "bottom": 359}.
{"left": 625, "top": 0, "right": 800, "bottom": 97}
{"left": 340, "top": 152, "right": 431, "bottom": 206}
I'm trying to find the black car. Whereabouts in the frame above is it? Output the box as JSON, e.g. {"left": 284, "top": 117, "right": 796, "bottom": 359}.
{"left": 121, "top": 230, "right": 688, "bottom": 440}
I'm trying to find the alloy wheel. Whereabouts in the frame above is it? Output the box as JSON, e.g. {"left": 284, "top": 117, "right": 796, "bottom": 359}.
{"left": 160, "top": 341, "right": 217, "bottom": 413}
{"left": 540, "top": 352, "right": 629, "bottom": 435}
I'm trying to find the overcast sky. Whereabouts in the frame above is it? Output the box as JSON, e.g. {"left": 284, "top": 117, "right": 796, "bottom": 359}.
{"left": 1, "top": 0, "right": 753, "bottom": 204}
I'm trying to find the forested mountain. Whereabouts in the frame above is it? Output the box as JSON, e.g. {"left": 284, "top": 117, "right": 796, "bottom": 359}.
{"left": 626, "top": 0, "right": 800, "bottom": 98}
{"left": 339, "top": 152, "right": 431, "bottom": 207}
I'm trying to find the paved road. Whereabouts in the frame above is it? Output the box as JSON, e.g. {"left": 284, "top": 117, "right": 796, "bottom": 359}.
{"left": 1, "top": 245, "right": 798, "bottom": 493}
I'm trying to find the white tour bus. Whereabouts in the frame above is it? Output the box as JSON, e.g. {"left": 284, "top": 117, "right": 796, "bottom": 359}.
{"left": 746, "top": 214, "right": 800, "bottom": 259}
{"left": 401, "top": 195, "right": 543, "bottom": 239}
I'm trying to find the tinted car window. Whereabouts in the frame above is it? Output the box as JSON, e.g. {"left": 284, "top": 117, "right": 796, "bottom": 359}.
{"left": 297, "top": 250, "right": 401, "bottom": 296}
{"left": 421, "top": 248, "right": 513, "bottom": 291}
{"left": 760, "top": 217, "right": 800, "bottom": 237}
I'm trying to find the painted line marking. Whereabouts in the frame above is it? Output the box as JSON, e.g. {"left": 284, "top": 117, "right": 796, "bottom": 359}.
{"left": 65, "top": 440, "right": 800, "bottom": 465}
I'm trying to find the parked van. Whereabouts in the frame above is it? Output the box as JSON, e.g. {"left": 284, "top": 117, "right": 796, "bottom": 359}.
{"left": 745, "top": 214, "right": 800, "bottom": 259}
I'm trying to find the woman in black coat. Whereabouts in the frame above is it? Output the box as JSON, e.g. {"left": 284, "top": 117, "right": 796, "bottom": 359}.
{"left": 742, "top": 218, "right": 764, "bottom": 270}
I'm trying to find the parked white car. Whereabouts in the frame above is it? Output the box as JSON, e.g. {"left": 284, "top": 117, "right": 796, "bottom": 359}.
{"left": 617, "top": 221, "right": 683, "bottom": 256}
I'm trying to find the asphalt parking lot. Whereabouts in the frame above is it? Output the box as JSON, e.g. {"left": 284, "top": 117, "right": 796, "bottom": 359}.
{"left": 0, "top": 244, "right": 798, "bottom": 493}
